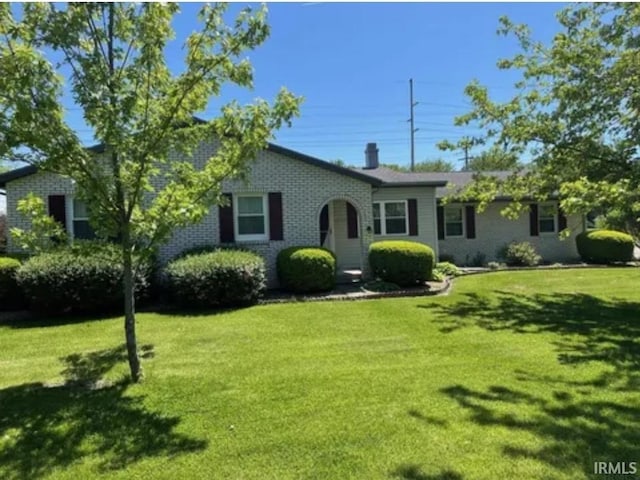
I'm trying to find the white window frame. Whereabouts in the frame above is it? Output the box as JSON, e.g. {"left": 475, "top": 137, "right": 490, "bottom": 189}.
{"left": 373, "top": 200, "right": 408, "bottom": 236}
{"left": 538, "top": 203, "right": 557, "bottom": 234}
{"left": 66, "top": 197, "right": 94, "bottom": 240}
{"left": 234, "top": 194, "right": 269, "bottom": 242}
{"left": 444, "top": 206, "right": 465, "bottom": 238}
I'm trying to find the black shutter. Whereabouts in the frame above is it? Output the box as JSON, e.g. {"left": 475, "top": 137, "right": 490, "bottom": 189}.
{"left": 320, "top": 205, "right": 329, "bottom": 245}
{"left": 219, "top": 193, "right": 234, "bottom": 243}
{"left": 558, "top": 204, "right": 567, "bottom": 231}
{"left": 268, "top": 192, "right": 284, "bottom": 241}
{"left": 529, "top": 203, "right": 539, "bottom": 236}
{"left": 48, "top": 195, "right": 67, "bottom": 232}
{"left": 407, "top": 199, "right": 418, "bottom": 236}
{"left": 346, "top": 202, "right": 358, "bottom": 239}
{"left": 437, "top": 205, "right": 445, "bottom": 240}
{"left": 465, "top": 205, "right": 476, "bottom": 239}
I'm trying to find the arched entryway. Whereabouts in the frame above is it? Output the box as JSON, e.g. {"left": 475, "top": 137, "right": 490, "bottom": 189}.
{"left": 318, "top": 198, "right": 364, "bottom": 283}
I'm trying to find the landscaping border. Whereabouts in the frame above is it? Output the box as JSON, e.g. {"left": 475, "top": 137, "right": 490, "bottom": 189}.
{"left": 260, "top": 278, "right": 451, "bottom": 304}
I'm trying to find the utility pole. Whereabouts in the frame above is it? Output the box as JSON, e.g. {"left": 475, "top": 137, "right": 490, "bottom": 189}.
{"left": 463, "top": 144, "right": 469, "bottom": 170}
{"left": 409, "top": 78, "right": 419, "bottom": 172}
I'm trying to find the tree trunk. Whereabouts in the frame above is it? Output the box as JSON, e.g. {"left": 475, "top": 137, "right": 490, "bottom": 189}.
{"left": 122, "top": 232, "right": 141, "bottom": 382}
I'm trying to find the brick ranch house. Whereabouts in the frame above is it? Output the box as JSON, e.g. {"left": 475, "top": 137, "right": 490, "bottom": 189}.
{"left": 0, "top": 141, "right": 582, "bottom": 285}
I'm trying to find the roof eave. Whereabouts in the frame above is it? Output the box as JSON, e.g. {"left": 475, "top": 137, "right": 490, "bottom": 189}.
{"left": 379, "top": 181, "right": 448, "bottom": 188}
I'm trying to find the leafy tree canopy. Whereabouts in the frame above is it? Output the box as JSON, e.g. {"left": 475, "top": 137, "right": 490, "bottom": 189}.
{"left": 0, "top": 2, "right": 301, "bottom": 380}
{"left": 439, "top": 3, "right": 640, "bottom": 234}
{"left": 383, "top": 159, "right": 455, "bottom": 173}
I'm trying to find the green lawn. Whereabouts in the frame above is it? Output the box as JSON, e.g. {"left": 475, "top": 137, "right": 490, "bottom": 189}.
{"left": 1, "top": 268, "right": 639, "bottom": 480}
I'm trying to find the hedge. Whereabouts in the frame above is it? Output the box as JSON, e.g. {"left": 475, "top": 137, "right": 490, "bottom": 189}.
{"left": 16, "top": 241, "right": 153, "bottom": 315}
{"left": 0, "top": 257, "right": 24, "bottom": 311}
{"left": 164, "top": 249, "right": 265, "bottom": 308}
{"left": 576, "top": 229, "right": 634, "bottom": 264}
{"left": 277, "top": 247, "right": 336, "bottom": 293}
{"left": 369, "top": 240, "right": 435, "bottom": 287}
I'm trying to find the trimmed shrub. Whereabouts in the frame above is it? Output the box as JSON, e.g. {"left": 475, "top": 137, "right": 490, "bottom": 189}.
{"left": 434, "top": 261, "right": 461, "bottom": 278}
{"left": 369, "top": 240, "right": 435, "bottom": 287}
{"left": 16, "top": 242, "right": 153, "bottom": 315}
{"left": 499, "top": 241, "right": 541, "bottom": 267}
{"left": 277, "top": 247, "right": 336, "bottom": 293}
{"left": 0, "top": 257, "right": 24, "bottom": 310}
{"left": 576, "top": 229, "right": 634, "bottom": 264}
{"left": 164, "top": 249, "right": 265, "bottom": 308}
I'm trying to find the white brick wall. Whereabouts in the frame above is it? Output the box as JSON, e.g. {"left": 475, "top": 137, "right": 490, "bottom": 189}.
{"left": 6, "top": 142, "right": 375, "bottom": 286}
{"left": 372, "top": 186, "right": 440, "bottom": 257}
{"left": 439, "top": 201, "right": 583, "bottom": 265}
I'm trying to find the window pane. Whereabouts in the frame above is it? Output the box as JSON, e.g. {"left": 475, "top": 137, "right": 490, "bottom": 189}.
{"left": 73, "top": 220, "right": 96, "bottom": 240}
{"left": 445, "top": 208, "right": 462, "bottom": 222}
{"left": 386, "top": 218, "right": 407, "bottom": 234}
{"left": 445, "top": 222, "right": 463, "bottom": 237}
{"left": 373, "top": 219, "right": 381, "bottom": 235}
{"left": 238, "top": 215, "right": 265, "bottom": 235}
{"left": 238, "top": 196, "right": 264, "bottom": 215}
{"left": 373, "top": 203, "right": 380, "bottom": 219}
{"left": 73, "top": 199, "right": 88, "bottom": 219}
{"left": 539, "top": 219, "right": 555, "bottom": 233}
{"left": 385, "top": 202, "right": 406, "bottom": 217}
{"left": 540, "top": 205, "right": 555, "bottom": 218}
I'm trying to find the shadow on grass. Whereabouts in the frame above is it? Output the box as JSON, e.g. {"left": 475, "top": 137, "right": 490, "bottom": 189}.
{"left": 419, "top": 292, "right": 640, "bottom": 390}
{"left": 0, "top": 346, "right": 207, "bottom": 480}
{"left": 391, "top": 464, "right": 463, "bottom": 480}
{"left": 441, "top": 383, "right": 640, "bottom": 476}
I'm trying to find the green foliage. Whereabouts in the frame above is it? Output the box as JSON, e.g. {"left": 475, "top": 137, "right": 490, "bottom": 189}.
{"left": 276, "top": 247, "right": 336, "bottom": 293}
{"left": 437, "top": 4, "right": 640, "bottom": 231}
{"left": 362, "top": 279, "right": 401, "bottom": 292}
{"left": 487, "top": 261, "right": 504, "bottom": 270}
{"left": 0, "top": 3, "right": 300, "bottom": 379}
{"left": 10, "top": 193, "right": 67, "bottom": 253}
{"left": 498, "top": 241, "right": 542, "bottom": 267}
{"left": 576, "top": 229, "right": 634, "bottom": 264}
{"left": 164, "top": 249, "right": 265, "bottom": 309}
{"left": 382, "top": 159, "right": 454, "bottom": 173}
{"left": 0, "top": 257, "right": 24, "bottom": 310}
{"left": 434, "top": 262, "right": 461, "bottom": 278}
{"left": 16, "top": 242, "right": 152, "bottom": 315}
{"left": 467, "top": 146, "right": 520, "bottom": 172}
{"left": 369, "top": 240, "right": 435, "bottom": 287}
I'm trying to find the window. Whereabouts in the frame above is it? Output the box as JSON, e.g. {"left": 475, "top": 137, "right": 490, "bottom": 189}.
{"left": 445, "top": 206, "right": 464, "bottom": 237}
{"left": 539, "top": 204, "right": 556, "bottom": 233}
{"left": 72, "top": 199, "right": 96, "bottom": 240}
{"left": 235, "top": 194, "right": 268, "bottom": 241}
{"left": 372, "top": 201, "right": 407, "bottom": 235}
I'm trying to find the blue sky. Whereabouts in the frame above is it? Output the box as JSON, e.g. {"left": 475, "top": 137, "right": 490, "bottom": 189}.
{"left": 64, "top": 2, "right": 565, "bottom": 170}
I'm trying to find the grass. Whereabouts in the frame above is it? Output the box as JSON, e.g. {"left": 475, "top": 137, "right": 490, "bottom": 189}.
{"left": 1, "top": 268, "right": 639, "bottom": 479}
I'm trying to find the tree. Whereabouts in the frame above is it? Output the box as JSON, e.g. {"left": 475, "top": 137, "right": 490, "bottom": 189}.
{"left": 0, "top": 3, "right": 300, "bottom": 381}
{"left": 466, "top": 145, "right": 520, "bottom": 172}
{"left": 382, "top": 159, "right": 454, "bottom": 173}
{"left": 439, "top": 3, "right": 640, "bottom": 232}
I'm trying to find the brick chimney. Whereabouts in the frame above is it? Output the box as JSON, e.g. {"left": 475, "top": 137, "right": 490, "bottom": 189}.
{"left": 364, "top": 143, "right": 379, "bottom": 169}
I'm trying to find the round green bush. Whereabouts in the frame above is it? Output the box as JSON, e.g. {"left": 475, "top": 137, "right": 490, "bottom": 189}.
{"left": 16, "top": 242, "right": 153, "bottom": 315}
{"left": 276, "top": 247, "right": 336, "bottom": 293}
{"left": 369, "top": 240, "right": 435, "bottom": 287}
{"left": 164, "top": 249, "right": 265, "bottom": 308}
{"left": 0, "top": 257, "right": 25, "bottom": 311}
{"left": 576, "top": 229, "right": 634, "bottom": 264}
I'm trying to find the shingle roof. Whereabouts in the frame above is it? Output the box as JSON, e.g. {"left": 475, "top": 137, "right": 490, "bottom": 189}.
{"left": 0, "top": 144, "right": 386, "bottom": 188}
{"left": 359, "top": 167, "right": 513, "bottom": 197}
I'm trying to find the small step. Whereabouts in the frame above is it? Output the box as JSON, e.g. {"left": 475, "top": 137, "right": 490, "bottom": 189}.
{"left": 337, "top": 269, "right": 362, "bottom": 284}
